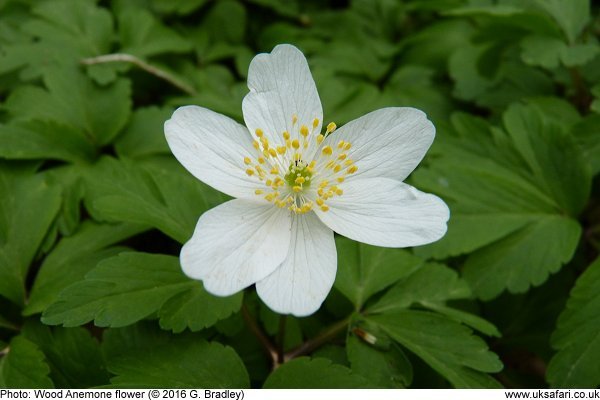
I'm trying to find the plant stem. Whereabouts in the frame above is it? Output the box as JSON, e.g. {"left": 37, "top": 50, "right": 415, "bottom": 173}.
{"left": 0, "top": 347, "right": 9, "bottom": 357}
{"left": 276, "top": 315, "right": 287, "bottom": 364}
{"left": 240, "top": 304, "right": 279, "bottom": 367}
{"left": 569, "top": 67, "right": 592, "bottom": 113}
{"left": 284, "top": 315, "right": 352, "bottom": 361}
{"left": 80, "top": 53, "right": 198, "bottom": 95}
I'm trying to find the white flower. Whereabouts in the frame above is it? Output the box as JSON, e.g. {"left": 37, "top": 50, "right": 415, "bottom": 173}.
{"left": 164, "top": 44, "right": 449, "bottom": 317}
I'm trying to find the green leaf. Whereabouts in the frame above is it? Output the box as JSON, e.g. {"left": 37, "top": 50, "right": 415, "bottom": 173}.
{"left": 22, "top": 323, "right": 108, "bottom": 388}
{"left": 42, "top": 252, "right": 190, "bottom": 327}
{"left": 367, "top": 263, "right": 501, "bottom": 337}
{"left": 547, "top": 257, "right": 600, "bottom": 388}
{"left": 463, "top": 216, "right": 581, "bottom": 300}
{"left": 520, "top": 35, "right": 565, "bottom": 69}
{"left": 502, "top": 102, "right": 590, "bottom": 215}
{"left": 25, "top": 221, "right": 145, "bottom": 315}
{"left": 108, "top": 340, "right": 249, "bottom": 388}
{"left": 347, "top": 335, "right": 412, "bottom": 388}
{"left": 85, "top": 156, "right": 226, "bottom": 243}
{"left": 559, "top": 43, "right": 600, "bottom": 67}
{"left": 118, "top": 8, "right": 191, "bottom": 58}
{"left": 0, "top": 0, "right": 113, "bottom": 80}
{"left": 158, "top": 284, "right": 242, "bottom": 333}
{"left": 0, "top": 336, "right": 54, "bottom": 389}
{"left": 572, "top": 114, "right": 600, "bottom": 175}
{"left": 263, "top": 357, "right": 374, "bottom": 388}
{"left": 367, "top": 311, "right": 503, "bottom": 388}
{"left": 413, "top": 104, "right": 587, "bottom": 299}
{"left": 533, "top": 0, "right": 589, "bottom": 44}
{"left": 150, "top": 0, "right": 209, "bottom": 15}
{"left": 0, "top": 120, "right": 97, "bottom": 163}
{"left": 334, "top": 236, "right": 423, "bottom": 309}
{"left": 42, "top": 252, "right": 239, "bottom": 331}
{"left": 369, "top": 263, "right": 470, "bottom": 314}
{"left": 114, "top": 106, "right": 173, "bottom": 158}
{"left": 0, "top": 167, "right": 62, "bottom": 305}
{"left": 5, "top": 66, "right": 131, "bottom": 147}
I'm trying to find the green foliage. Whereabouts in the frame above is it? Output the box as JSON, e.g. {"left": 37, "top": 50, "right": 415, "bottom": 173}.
{"left": 547, "top": 257, "right": 600, "bottom": 388}
{"left": 0, "top": 336, "right": 53, "bottom": 389}
{"left": 42, "top": 252, "right": 241, "bottom": 330}
{"left": 263, "top": 357, "right": 374, "bottom": 388}
{"left": 0, "top": 0, "right": 599, "bottom": 390}
{"left": 107, "top": 339, "right": 249, "bottom": 388}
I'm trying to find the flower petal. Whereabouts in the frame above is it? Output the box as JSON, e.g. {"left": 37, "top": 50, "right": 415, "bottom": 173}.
{"left": 181, "top": 199, "right": 292, "bottom": 296}
{"left": 165, "top": 105, "right": 260, "bottom": 199}
{"left": 256, "top": 212, "right": 336, "bottom": 317}
{"left": 242, "top": 44, "right": 323, "bottom": 147}
{"left": 325, "top": 107, "right": 435, "bottom": 181}
{"left": 315, "top": 177, "right": 449, "bottom": 248}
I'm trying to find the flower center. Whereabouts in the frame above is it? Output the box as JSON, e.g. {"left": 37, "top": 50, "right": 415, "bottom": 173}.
{"left": 243, "top": 115, "right": 357, "bottom": 214}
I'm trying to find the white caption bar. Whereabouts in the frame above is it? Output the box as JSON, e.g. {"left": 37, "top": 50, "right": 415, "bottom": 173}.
{"left": 1, "top": 389, "right": 599, "bottom": 400}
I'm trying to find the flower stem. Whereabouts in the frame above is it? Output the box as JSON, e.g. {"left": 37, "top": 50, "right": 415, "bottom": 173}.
{"left": 240, "top": 304, "right": 279, "bottom": 367}
{"left": 80, "top": 53, "right": 198, "bottom": 95}
{"left": 284, "top": 315, "right": 352, "bottom": 361}
{"left": 276, "top": 314, "right": 287, "bottom": 364}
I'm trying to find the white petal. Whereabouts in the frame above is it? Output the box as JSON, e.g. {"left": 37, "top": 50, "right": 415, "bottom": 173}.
{"left": 325, "top": 107, "right": 435, "bottom": 181}
{"left": 181, "top": 199, "right": 292, "bottom": 296}
{"left": 242, "top": 44, "right": 323, "bottom": 147}
{"left": 256, "top": 212, "right": 336, "bottom": 317}
{"left": 165, "top": 105, "right": 260, "bottom": 199}
{"left": 315, "top": 178, "right": 449, "bottom": 248}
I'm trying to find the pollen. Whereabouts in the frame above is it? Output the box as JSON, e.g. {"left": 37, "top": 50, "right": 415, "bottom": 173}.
{"left": 300, "top": 125, "right": 309, "bottom": 137}
{"left": 243, "top": 116, "right": 356, "bottom": 215}
{"left": 326, "top": 122, "right": 337, "bottom": 134}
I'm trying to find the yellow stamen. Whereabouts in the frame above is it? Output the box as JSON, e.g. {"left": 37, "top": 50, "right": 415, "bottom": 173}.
{"left": 277, "top": 146, "right": 286, "bottom": 154}
{"left": 292, "top": 139, "right": 300, "bottom": 149}
{"left": 320, "top": 204, "right": 330, "bottom": 212}
{"left": 295, "top": 176, "right": 305, "bottom": 184}
{"left": 300, "top": 125, "right": 309, "bottom": 137}
{"left": 293, "top": 185, "right": 302, "bottom": 193}
{"left": 255, "top": 189, "right": 264, "bottom": 195}
{"left": 243, "top": 157, "right": 251, "bottom": 165}
{"left": 269, "top": 148, "right": 277, "bottom": 157}
{"left": 257, "top": 157, "right": 265, "bottom": 164}
{"left": 255, "top": 128, "right": 263, "bottom": 138}
{"left": 326, "top": 122, "right": 337, "bottom": 134}
{"left": 322, "top": 146, "right": 333, "bottom": 155}
{"left": 348, "top": 165, "right": 358, "bottom": 174}
{"left": 245, "top": 169, "right": 254, "bottom": 176}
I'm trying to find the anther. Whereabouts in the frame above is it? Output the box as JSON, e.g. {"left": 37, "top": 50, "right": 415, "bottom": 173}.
{"left": 255, "top": 189, "right": 264, "bottom": 195}
{"left": 300, "top": 125, "right": 309, "bottom": 137}
{"left": 320, "top": 204, "right": 330, "bottom": 212}
{"left": 322, "top": 146, "right": 333, "bottom": 155}
{"left": 255, "top": 128, "right": 264, "bottom": 138}
{"left": 326, "top": 122, "right": 337, "bottom": 134}
{"left": 244, "top": 157, "right": 252, "bottom": 165}
{"left": 246, "top": 169, "right": 255, "bottom": 176}
{"left": 293, "top": 185, "right": 302, "bottom": 193}
{"left": 292, "top": 139, "right": 300, "bottom": 149}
